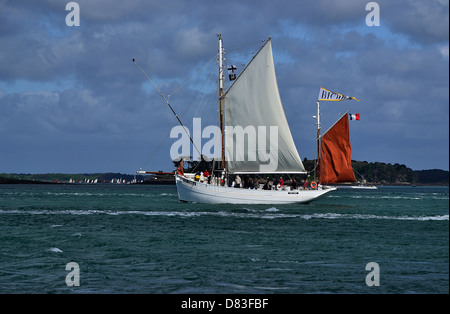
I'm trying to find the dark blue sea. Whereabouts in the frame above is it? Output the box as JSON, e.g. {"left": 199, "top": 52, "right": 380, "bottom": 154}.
{"left": 0, "top": 184, "right": 448, "bottom": 296}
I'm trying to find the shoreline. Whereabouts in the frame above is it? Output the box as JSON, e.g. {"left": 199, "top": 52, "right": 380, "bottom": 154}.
{"left": 0, "top": 176, "right": 448, "bottom": 187}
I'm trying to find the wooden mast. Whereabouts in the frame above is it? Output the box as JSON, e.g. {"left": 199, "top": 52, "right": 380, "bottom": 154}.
{"left": 217, "top": 34, "right": 226, "bottom": 170}
{"left": 315, "top": 100, "right": 321, "bottom": 182}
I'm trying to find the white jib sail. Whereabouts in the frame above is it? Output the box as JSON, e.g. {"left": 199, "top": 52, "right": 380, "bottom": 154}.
{"left": 223, "top": 38, "right": 306, "bottom": 174}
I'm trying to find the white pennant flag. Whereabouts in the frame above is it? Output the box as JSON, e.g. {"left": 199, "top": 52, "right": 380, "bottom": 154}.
{"left": 318, "top": 87, "right": 360, "bottom": 101}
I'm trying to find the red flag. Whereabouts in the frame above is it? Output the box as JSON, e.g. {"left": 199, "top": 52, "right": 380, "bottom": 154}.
{"left": 349, "top": 113, "right": 360, "bottom": 120}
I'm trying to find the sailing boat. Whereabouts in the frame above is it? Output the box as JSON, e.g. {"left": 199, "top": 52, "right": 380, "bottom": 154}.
{"left": 153, "top": 35, "right": 336, "bottom": 204}
{"left": 318, "top": 111, "right": 377, "bottom": 190}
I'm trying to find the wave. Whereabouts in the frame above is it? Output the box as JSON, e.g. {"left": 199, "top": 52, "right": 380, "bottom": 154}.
{"left": 48, "top": 247, "right": 63, "bottom": 253}
{"left": 330, "top": 194, "right": 449, "bottom": 201}
{"left": 0, "top": 209, "right": 447, "bottom": 221}
{"left": 310, "top": 213, "right": 449, "bottom": 221}
{"left": 0, "top": 191, "right": 162, "bottom": 198}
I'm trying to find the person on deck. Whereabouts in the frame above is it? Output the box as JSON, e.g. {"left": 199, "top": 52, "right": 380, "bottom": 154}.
{"left": 290, "top": 179, "right": 297, "bottom": 190}
{"left": 273, "top": 177, "right": 279, "bottom": 189}
{"left": 248, "top": 177, "right": 254, "bottom": 189}
{"left": 235, "top": 175, "right": 241, "bottom": 188}
{"left": 204, "top": 170, "right": 211, "bottom": 184}
{"left": 278, "top": 177, "right": 284, "bottom": 189}
{"left": 263, "top": 180, "right": 269, "bottom": 190}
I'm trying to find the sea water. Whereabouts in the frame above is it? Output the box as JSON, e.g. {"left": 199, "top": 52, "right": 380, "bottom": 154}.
{"left": 0, "top": 184, "right": 448, "bottom": 294}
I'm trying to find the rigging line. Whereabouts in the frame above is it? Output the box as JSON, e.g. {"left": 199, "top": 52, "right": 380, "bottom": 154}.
{"left": 202, "top": 85, "right": 218, "bottom": 126}
{"left": 352, "top": 167, "right": 365, "bottom": 182}
{"left": 168, "top": 54, "right": 217, "bottom": 97}
{"left": 137, "top": 57, "right": 216, "bottom": 170}
{"left": 139, "top": 129, "right": 171, "bottom": 171}
{"left": 174, "top": 59, "right": 216, "bottom": 140}
{"left": 225, "top": 50, "right": 257, "bottom": 61}
{"left": 306, "top": 159, "right": 320, "bottom": 176}
{"left": 225, "top": 39, "right": 266, "bottom": 52}
{"left": 193, "top": 60, "right": 217, "bottom": 118}
{"left": 198, "top": 66, "right": 217, "bottom": 119}
{"left": 177, "top": 56, "right": 217, "bottom": 122}
{"left": 132, "top": 58, "right": 202, "bottom": 159}
{"left": 139, "top": 103, "right": 173, "bottom": 171}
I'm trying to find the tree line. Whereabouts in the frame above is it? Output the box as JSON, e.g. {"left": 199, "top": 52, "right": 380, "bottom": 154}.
{"left": 302, "top": 159, "right": 448, "bottom": 185}
{"left": 1, "top": 160, "right": 448, "bottom": 185}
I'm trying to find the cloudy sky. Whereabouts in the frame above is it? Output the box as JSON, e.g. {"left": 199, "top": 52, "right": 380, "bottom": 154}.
{"left": 0, "top": 0, "right": 448, "bottom": 174}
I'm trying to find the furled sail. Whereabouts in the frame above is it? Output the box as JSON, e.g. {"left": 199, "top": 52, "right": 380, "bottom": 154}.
{"left": 223, "top": 38, "right": 306, "bottom": 174}
{"left": 319, "top": 112, "right": 356, "bottom": 184}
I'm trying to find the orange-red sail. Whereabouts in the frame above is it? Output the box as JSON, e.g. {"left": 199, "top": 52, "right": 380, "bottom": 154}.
{"left": 176, "top": 160, "right": 184, "bottom": 176}
{"left": 319, "top": 113, "right": 356, "bottom": 184}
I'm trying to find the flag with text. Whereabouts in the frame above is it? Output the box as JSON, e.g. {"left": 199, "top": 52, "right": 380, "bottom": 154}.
{"left": 318, "top": 87, "right": 360, "bottom": 101}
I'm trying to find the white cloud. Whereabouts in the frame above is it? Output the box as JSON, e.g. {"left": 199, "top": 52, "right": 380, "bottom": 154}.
{"left": 439, "top": 44, "right": 449, "bottom": 61}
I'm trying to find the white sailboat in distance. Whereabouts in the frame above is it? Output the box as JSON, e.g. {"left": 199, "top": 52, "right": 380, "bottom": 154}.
{"left": 137, "top": 35, "right": 336, "bottom": 204}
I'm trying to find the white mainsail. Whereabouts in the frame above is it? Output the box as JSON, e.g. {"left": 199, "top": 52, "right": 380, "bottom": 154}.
{"left": 223, "top": 38, "right": 306, "bottom": 174}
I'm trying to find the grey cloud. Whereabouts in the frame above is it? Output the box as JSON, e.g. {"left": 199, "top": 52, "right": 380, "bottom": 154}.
{"left": 380, "top": 0, "right": 449, "bottom": 44}
{"left": 0, "top": 0, "right": 448, "bottom": 172}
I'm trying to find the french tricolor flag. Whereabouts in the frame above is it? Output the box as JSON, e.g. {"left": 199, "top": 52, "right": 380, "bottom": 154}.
{"left": 349, "top": 113, "right": 360, "bottom": 120}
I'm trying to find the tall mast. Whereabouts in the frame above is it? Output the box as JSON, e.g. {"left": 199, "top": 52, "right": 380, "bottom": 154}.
{"left": 315, "top": 100, "right": 321, "bottom": 181}
{"left": 217, "top": 34, "right": 225, "bottom": 169}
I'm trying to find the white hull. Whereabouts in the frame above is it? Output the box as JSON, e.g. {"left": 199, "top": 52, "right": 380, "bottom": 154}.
{"left": 175, "top": 174, "right": 336, "bottom": 204}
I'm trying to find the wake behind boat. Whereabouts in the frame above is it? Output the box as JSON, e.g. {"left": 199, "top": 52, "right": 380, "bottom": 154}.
{"left": 331, "top": 184, "right": 378, "bottom": 190}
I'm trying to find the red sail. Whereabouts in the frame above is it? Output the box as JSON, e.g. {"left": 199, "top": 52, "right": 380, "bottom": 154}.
{"left": 319, "top": 113, "right": 356, "bottom": 184}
